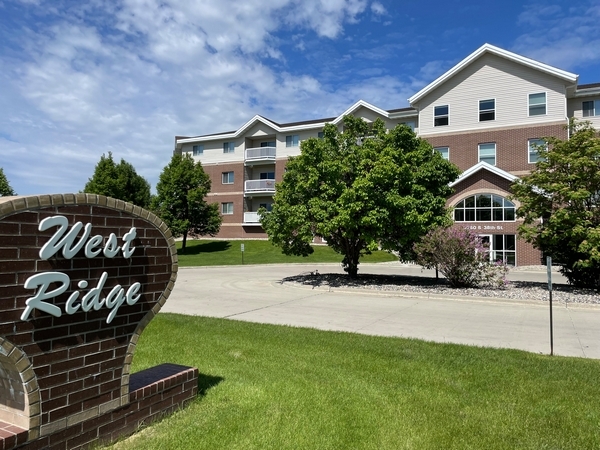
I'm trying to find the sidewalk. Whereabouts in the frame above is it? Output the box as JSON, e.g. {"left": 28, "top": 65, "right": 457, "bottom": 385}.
{"left": 162, "top": 264, "right": 600, "bottom": 359}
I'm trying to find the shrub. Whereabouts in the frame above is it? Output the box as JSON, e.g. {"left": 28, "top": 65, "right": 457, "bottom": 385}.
{"left": 414, "top": 226, "right": 509, "bottom": 288}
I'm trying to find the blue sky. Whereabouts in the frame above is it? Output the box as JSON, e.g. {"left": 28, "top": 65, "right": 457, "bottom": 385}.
{"left": 1, "top": 0, "right": 599, "bottom": 196}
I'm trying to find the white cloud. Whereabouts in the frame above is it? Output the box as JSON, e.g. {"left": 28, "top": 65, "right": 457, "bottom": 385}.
{"left": 371, "top": 1, "right": 386, "bottom": 16}
{"left": 512, "top": 2, "right": 600, "bottom": 71}
{"left": 2, "top": 0, "right": 400, "bottom": 195}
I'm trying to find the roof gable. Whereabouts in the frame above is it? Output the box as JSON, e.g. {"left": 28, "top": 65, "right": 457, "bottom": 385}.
{"left": 449, "top": 162, "right": 518, "bottom": 188}
{"left": 409, "top": 43, "right": 578, "bottom": 105}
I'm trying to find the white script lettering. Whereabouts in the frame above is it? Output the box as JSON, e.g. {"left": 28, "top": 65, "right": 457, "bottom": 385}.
{"left": 39, "top": 215, "right": 137, "bottom": 260}
{"left": 21, "top": 271, "right": 141, "bottom": 323}
{"left": 22, "top": 215, "right": 143, "bottom": 323}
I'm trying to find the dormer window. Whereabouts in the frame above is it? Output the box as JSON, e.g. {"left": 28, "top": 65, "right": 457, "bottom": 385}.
{"left": 479, "top": 99, "right": 495, "bottom": 121}
{"left": 434, "top": 105, "right": 449, "bottom": 126}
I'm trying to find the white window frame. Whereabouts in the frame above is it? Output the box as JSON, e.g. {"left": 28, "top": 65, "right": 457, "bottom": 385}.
{"left": 583, "top": 100, "right": 600, "bottom": 117}
{"left": 223, "top": 142, "right": 235, "bottom": 153}
{"left": 434, "top": 105, "right": 449, "bottom": 127}
{"left": 478, "top": 143, "right": 496, "bottom": 166}
{"left": 528, "top": 92, "right": 547, "bottom": 116}
{"left": 286, "top": 135, "right": 299, "bottom": 147}
{"left": 192, "top": 144, "right": 204, "bottom": 156}
{"left": 454, "top": 194, "right": 516, "bottom": 222}
{"left": 221, "top": 202, "right": 234, "bottom": 215}
{"left": 528, "top": 139, "right": 546, "bottom": 164}
{"left": 479, "top": 99, "right": 495, "bottom": 122}
{"left": 222, "top": 171, "right": 234, "bottom": 184}
{"left": 434, "top": 146, "right": 449, "bottom": 160}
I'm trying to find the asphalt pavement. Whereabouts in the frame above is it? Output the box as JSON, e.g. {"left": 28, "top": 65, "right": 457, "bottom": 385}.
{"left": 161, "top": 263, "right": 600, "bottom": 359}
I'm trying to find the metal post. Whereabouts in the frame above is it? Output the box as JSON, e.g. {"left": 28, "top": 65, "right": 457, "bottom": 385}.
{"left": 547, "top": 256, "right": 553, "bottom": 356}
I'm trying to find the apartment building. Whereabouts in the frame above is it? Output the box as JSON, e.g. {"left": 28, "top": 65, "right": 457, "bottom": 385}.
{"left": 174, "top": 44, "right": 600, "bottom": 266}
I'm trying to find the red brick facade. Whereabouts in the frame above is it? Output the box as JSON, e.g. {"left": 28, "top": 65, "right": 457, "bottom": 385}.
{"left": 0, "top": 194, "right": 197, "bottom": 450}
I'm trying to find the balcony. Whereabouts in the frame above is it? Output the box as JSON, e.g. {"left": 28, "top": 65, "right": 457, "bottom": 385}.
{"left": 244, "top": 179, "right": 275, "bottom": 196}
{"left": 245, "top": 146, "right": 276, "bottom": 165}
{"left": 243, "top": 212, "right": 261, "bottom": 225}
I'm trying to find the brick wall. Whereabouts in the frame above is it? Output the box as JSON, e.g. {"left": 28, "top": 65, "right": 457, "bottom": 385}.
{"left": 447, "top": 169, "right": 542, "bottom": 265}
{"left": 425, "top": 122, "right": 567, "bottom": 172}
{"left": 0, "top": 194, "right": 197, "bottom": 450}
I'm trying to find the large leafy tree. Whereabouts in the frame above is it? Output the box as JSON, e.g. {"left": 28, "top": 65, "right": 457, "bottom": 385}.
{"left": 152, "top": 153, "right": 222, "bottom": 251}
{"left": 260, "top": 115, "right": 460, "bottom": 278}
{"left": 84, "top": 152, "right": 151, "bottom": 208}
{"left": 0, "top": 168, "right": 16, "bottom": 196}
{"left": 512, "top": 119, "right": 600, "bottom": 288}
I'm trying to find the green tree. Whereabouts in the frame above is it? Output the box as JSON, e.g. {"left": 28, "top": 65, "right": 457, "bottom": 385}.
{"left": 511, "top": 119, "right": 600, "bottom": 288}
{"left": 0, "top": 168, "right": 16, "bottom": 196}
{"left": 84, "top": 152, "right": 151, "bottom": 208}
{"left": 152, "top": 153, "right": 222, "bottom": 251}
{"left": 260, "top": 115, "right": 460, "bottom": 278}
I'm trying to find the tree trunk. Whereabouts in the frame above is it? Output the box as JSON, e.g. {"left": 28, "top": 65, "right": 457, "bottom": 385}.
{"left": 342, "top": 240, "right": 361, "bottom": 279}
{"left": 181, "top": 231, "right": 188, "bottom": 253}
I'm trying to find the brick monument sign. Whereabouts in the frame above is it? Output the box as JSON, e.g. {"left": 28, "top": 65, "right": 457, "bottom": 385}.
{"left": 0, "top": 194, "right": 198, "bottom": 449}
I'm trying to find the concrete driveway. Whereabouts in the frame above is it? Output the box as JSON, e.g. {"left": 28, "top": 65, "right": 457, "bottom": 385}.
{"left": 162, "top": 263, "right": 600, "bottom": 359}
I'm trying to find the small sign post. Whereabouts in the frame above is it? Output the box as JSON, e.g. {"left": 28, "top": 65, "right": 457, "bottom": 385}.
{"left": 547, "top": 256, "right": 553, "bottom": 356}
{"left": 241, "top": 243, "right": 245, "bottom": 265}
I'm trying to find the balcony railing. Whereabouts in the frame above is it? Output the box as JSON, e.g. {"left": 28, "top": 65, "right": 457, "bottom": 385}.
{"left": 244, "top": 179, "right": 275, "bottom": 193}
{"left": 243, "top": 212, "right": 261, "bottom": 223}
{"left": 245, "top": 146, "right": 276, "bottom": 162}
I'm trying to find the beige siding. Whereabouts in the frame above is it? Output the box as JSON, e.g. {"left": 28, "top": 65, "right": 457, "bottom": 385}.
{"left": 245, "top": 122, "right": 278, "bottom": 137}
{"left": 278, "top": 129, "right": 318, "bottom": 158}
{"left": 341, "top": 106, "right": 413, "bottom": 130}
{"left": 417, "top": 54, "right": 569, "bottom": 136}
{"left": 182, "top": 139, "right": 244, "bottom": 164}
{"left": 568, "top": 96, "right": 600, "bottom": 128}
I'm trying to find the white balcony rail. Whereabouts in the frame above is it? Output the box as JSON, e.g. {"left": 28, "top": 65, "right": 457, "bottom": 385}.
{"left": 245, "top": 146, "right": 276, "bottom": 161}
{"left": 244, "top": 212, "right": 261, "bottom": 223}
{"left": 245, "top": 179, "right": 275, "bottom": 192}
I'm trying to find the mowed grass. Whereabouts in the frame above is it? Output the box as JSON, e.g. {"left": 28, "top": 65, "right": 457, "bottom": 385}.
{"left": 110, "top": 314, "right": 600, "bottom": 450}
{"left": 176, "top": 239, "right": 397, "bottom": 266}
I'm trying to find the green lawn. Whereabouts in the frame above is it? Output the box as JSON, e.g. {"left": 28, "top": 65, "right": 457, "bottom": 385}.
{"left": 176, "top": 239, "right": 397, "bottom": 266}
{"left": 110, "top": 315, "right": 600, "bottom": 450}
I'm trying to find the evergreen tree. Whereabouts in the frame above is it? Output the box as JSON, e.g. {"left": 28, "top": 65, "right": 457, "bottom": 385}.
{"left": 84, "top": 152, "right": 151, "bottom": 208}
{"left": 0, "top": 168, "right": 16, "bottom": 196}
{"left": 152, "top": 153, "right": 222, "bottom": 251}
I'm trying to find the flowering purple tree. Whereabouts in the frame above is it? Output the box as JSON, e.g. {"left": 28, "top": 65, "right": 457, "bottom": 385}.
{"left": 414, "top": 226, "right": 509, "bottom": 288}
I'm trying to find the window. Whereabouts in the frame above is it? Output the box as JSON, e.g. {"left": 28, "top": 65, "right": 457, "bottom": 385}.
{"left": 454, "top": 194, "right": 515, "bottom": 222}
{"left": 259, "top": 203, "right": 273, "bottom": 212}
{"left": 528, "top": 139, "right": 546, "bottom": 163}
{"left": 402, "top": 121, "right": 416, "bottom": 130}
{"left": 317, "top": 132, "right": 324, "bottom": 139}
{"left": 192, "top": 144, "right": 204, "bottom": 156}
{"left": 260, "top": 172, "right": 275, "bottom": 180}
{"left": 221, "top": 202, "right": 233, "bottom": 215}
{"left": 286, "top": 135, "right": 299, "bottom": 147}
{"left": 260, "top": 141, "right": 276, "bottom": 147}
{"left": 478, "top": 143, "right": 496, "bottom": 165}
{"left": 528, "top": 93, "right": 546, "bottom": 116}
{"left": 479, "top": 99, "right": 495, "bottom": 121}
{"left": 492, "top": 234, "right": 516, "bottom": 266}
{"left": 222, "top": 171, "right": 234, "bottom": 184}
{"left": 223, "top": 142, "right": 235, "bottom": 153}
{"left": 434, "top": 105, "right": 449, "bottom": 126}
{"left": 583, "top": 100, "right": 600, "bottom": 117}
{"left": 435, "top": 147, "right": 449, "bottom": 160}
